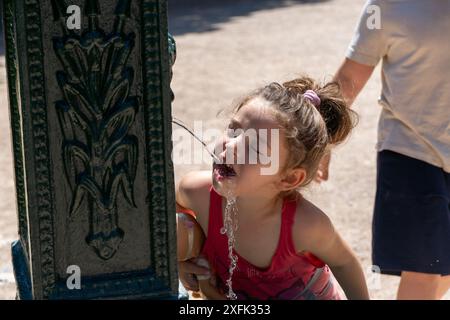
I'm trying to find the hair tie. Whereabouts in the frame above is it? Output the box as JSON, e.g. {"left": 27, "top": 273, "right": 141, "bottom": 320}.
{"left": 303, "top": 90, "right": 321, "bottom": 107}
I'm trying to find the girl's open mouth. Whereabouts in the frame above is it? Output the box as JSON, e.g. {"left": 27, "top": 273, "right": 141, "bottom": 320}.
{"left": 213, "top": 163, "right": 237, "bottom": 180}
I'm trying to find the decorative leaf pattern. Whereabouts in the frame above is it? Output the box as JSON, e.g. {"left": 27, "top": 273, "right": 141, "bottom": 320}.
{"left": 52, "top": 0, "right": 137, "bottom": 260}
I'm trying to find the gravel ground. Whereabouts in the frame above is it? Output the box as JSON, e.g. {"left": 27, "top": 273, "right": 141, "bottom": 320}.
{"left": 0, "top": 0, "right": 448, "bottom": 300}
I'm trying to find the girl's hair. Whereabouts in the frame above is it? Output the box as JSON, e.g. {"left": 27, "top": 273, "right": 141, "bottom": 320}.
{"left": 233, "top": 76, "right": 357, "bottom": 188}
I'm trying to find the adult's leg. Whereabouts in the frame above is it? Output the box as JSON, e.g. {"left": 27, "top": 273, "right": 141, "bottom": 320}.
{"left": 397, "top": 271, "right": 441, "bottom": 300}
{"left": 398, "top": 273, "right": 450, "bottom": 300}
{"left": 373, "top": 151, "right": 450, "bottom": 300}
{"left": 437, "top": 275, "right": 450, "bottom": 299}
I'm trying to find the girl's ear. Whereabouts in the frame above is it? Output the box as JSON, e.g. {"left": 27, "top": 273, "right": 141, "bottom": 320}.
{"left": 278, "top": 168, "right": 306, "bottom": 191}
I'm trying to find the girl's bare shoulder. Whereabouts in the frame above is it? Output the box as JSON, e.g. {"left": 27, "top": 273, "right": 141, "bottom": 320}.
{"left": 177, "top": 171, "right": 212, "bottom": 231}
{"left": 292, "top": 194, "right": 336, "bottom": 253}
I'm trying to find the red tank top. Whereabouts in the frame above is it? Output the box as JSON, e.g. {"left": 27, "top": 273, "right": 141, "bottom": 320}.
{"left": 201, "top": 188, "right": 342, "bottom": 300}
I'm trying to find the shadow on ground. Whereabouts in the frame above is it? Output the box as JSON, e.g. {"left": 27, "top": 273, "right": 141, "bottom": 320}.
{"left": 168, "top": 0, "right": 330, "bottom": 36}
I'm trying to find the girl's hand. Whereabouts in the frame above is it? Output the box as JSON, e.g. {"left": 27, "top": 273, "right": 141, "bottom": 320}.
{"left": 199, "top": 274, "right": 227, "bottom": 300}
{"left": 178, "top": 258, "right": 210, "bottom": 292}
{"left": 194, "top": 257, "right": 226, "bottom": 300}
{"left": 293, "top": 200, "right": 370, "bottom": 299}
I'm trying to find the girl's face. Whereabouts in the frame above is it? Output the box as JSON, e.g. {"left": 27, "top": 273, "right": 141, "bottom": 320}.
{"left": 212, "top": 97, "right": 298, "bottom": 198}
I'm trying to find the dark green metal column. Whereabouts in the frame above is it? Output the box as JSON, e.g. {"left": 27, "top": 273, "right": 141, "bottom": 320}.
{"left": 3, "top": 0, "right": 177, "bottom": 299}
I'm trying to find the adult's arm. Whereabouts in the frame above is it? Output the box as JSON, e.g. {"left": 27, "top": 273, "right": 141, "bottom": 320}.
{"left": 333, "top": 58, "right": 375, "bottom": 107}
{"left": 315, "top": 59, "right": 375, "bottom": 182}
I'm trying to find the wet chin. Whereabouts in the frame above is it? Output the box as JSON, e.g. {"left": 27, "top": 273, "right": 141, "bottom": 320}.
{"left": 212, "top": 175, "right": 236, "bottom": 197}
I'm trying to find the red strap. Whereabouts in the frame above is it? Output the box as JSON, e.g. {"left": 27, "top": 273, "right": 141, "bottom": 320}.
{"left": 303, "top": 252, "right": 326, "bottom": 268}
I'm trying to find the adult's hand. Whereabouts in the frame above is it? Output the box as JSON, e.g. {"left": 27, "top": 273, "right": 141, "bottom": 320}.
{"left": 315, "top": 152, "right": 331, "bottom": 183}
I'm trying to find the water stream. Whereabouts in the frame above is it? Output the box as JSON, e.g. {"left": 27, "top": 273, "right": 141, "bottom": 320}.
{"left": 220, "top": 193, "right": 239, "bottom": 300}
{"left": 172, "top": 118, "right": 239, "bottom": 300}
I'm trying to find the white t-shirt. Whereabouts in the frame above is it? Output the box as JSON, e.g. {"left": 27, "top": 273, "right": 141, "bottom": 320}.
{"left": 346, "top": 0, "right": 450, "bottom": 172}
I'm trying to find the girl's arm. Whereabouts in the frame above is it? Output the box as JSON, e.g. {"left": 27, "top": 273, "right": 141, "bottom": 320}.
{"left": 176, "top": 171, "right": 226, "bottom": 299}
{"left": 176, "top": 171, "right": 211, "bottom": 232}
{"left": 176, "top": 210, "right": 205, "bottom": 261}
{"left": 314, "top": 227, "right": 369, "bottom": 300}
{"left": 294, "top": 202, "right": 370, "bottom": 300}
{"left": 176, "top": 171, "right": 211, "bottom": 261}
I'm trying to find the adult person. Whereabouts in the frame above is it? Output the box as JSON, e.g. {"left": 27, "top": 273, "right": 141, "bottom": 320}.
{"left": 318, "top": 0, "right": 450, "bottom": 300}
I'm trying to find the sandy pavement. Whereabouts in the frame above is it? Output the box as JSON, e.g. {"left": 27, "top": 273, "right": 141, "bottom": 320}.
{"left": 0, "top": 0, "right": 448, "bottom": 300}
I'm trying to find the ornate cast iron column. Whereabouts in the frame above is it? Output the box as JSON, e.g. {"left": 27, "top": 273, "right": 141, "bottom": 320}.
{"left": 3, "top": 0, "right": 177, "bottom": 299}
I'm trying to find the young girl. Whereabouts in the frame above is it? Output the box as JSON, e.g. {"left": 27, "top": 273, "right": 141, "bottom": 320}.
{"left": 176, "top": 76, "right": 369, "bottom": 300}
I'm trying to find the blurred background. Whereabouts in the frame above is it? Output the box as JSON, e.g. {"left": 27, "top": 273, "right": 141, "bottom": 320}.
{"left": 0, "top": 0, "right": 448, "bottom": 299}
